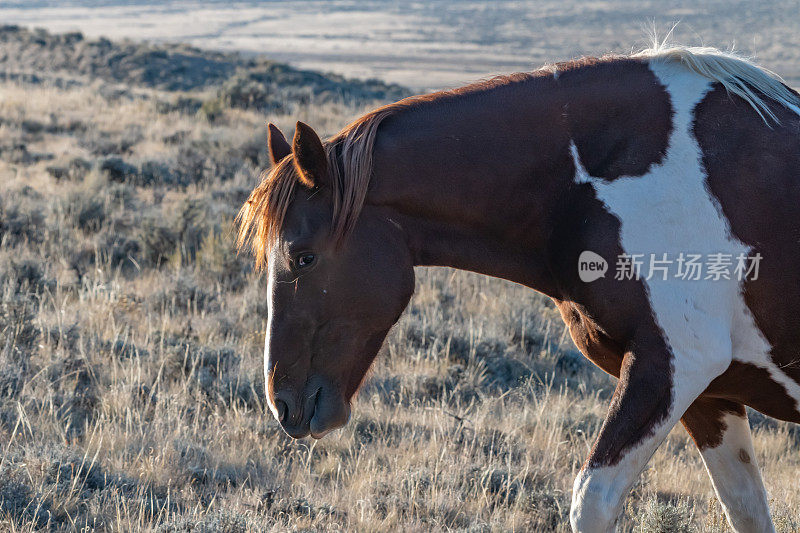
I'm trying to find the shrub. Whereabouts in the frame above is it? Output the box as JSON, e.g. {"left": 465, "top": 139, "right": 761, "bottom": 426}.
{"left": 197, "top": 230, "right": 248, "bottom": 290}
{"left": 138, "top": 217, "right": 178, "bottom": 267}
{"left": 0, "top": 292, "right": 39, "bottom": 351}
{"left": 140, "top": 160, "right": 176, "bottom": 186}
{"left": 0, "top": 257, "right": 49, "bottom": 294}
{"left": 198, "top": 97, "right": 225, "bottom": 122}
{"left": 0, "top": 198, "right": 45, "bottom": 246}
{"left": 100, "top": 156, "right": 139, "bottom": 182}
{"left": 637, "top": 498, "right": 694, "bottom": 533}
{"left": 173, "top": 142, "right": 243, "bottom": 185}
{"left": 98, "top": 231, "right": 141, "bottom": 271}
{"left": 174, "top": 198, "right": 211, "bottom": 262}
{"left": 66, "top": 193, "right": 106, "bottom": 232}
{"left": 149, "top": 272, "right": 218, "bottom": 314}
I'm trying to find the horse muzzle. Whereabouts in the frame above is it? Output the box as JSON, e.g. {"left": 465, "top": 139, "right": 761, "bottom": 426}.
{"left": 271, "top": 376, "right": 351, "bottom": 439}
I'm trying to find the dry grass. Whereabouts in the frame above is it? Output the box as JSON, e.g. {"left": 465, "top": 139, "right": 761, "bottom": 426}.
{"left": 0, "top": 77, "right": 798, "bottom": 532}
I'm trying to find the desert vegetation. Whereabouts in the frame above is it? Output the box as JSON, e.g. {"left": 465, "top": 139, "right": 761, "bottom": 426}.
{"left": 0, "top": 26, "right": 798, "bottom": 532}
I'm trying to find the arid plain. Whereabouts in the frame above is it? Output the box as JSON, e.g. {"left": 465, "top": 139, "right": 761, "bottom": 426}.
{"left": 0, "top": 3, "right": 799, "bottom": 530}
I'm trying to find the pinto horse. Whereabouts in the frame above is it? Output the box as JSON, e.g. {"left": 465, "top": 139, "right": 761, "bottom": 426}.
{"left": 237, "top": 45, "right": 800, "bottom": 532}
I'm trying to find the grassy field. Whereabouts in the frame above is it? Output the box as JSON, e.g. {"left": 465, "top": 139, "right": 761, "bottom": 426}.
{"left": 0, "top": 28, "right": 799, "bottom": 532}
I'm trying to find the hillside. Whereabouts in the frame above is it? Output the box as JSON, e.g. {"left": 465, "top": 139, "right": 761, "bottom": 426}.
{"left": 0, "top": 27, "right": 798, "bottom": 532}
{"left": 0, "top": 25, "right": 409, "bottom": 110}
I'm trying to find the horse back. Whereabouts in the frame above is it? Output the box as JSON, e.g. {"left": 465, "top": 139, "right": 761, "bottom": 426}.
{"left": 695, "top": 83, "right": 800, "bottom": 420}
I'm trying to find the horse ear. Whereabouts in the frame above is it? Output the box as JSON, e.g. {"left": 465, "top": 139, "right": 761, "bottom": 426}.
{"left": 267, "top": 123, "right": 291, "bottom": 165}
{"left": 292, "top": 121, "right": 328, "bottom": 188}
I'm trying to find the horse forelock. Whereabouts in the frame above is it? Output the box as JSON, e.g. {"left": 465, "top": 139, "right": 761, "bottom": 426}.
{"left": 236, "top": 156, "right": 297, "bottom": 270}
{"left": 236, "top": 108, "right": 396, "bottom": 270}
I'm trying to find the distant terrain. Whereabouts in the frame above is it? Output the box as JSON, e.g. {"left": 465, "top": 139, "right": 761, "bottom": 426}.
{"left": 0, "top": 18, "right": 798, "bottom": 533}
{"left": 0, "top": 25, "right": 409, "bottom": 109}
{"left": 1, "top": 0, "right": 799, "bottom": 90}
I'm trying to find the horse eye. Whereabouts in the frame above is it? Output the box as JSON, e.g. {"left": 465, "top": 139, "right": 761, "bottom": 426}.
{"left": 296, "top": 253, "right": 316, "bottom": 268}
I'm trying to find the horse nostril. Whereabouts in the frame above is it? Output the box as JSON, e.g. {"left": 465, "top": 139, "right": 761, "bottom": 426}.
{"left": 274, "top": 399, "right": 288, "bottom": 424}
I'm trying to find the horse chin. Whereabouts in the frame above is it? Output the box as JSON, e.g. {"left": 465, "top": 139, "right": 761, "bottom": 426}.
{"left": 309, "top": 397, "right": 351, "bottom": 439}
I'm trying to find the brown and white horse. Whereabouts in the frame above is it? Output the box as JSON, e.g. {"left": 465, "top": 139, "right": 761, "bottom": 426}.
{"left": 237, "top": 44, "right": 800, "bottom": 532}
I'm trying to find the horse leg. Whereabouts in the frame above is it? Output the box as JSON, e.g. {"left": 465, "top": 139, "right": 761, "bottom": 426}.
{"left": 570, "top": 331, "right": 730, "bottom": 533}
{"left": 681, "top": 398, "right": 774, "bottom": 532}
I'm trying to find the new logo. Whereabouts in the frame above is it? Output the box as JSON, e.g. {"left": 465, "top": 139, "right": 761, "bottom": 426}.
{"left": 578, "top": 251, "right": 608, "bottom": 282}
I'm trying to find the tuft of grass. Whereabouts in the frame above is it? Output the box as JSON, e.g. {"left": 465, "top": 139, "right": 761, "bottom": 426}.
{"left": 637, "top": 497, "right": 694, "bottom": 533}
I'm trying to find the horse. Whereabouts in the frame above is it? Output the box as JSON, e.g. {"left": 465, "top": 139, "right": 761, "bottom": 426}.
{"left": 236, "top": 43, "right": 800, "bottom": 532}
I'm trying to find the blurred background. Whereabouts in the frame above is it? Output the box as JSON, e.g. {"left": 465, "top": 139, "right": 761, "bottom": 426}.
{"left": 0, "top": 1, "right": 798, "bottom": 531}
{"left": 2, "top": 0, "right": 799, "bottom": 90}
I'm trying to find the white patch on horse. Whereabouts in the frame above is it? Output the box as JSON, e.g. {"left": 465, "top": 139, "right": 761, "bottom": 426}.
{"left": 699, "top": 412, "right": 775, "bottom": 532}
{"left": 575, "top": 59, "right": 734, "bottom": 383}
{"left": 568, "top": 59, "right": 795, "bottom": 531}
{"left": 573, "top": 59, "right": 800, "bottom": 411}
{"left": 263, "top": 252, "right": 279, "bottom": 420}
{"left": 730, "top": 291, "right": 800, "bottom": 411}
{"left": 570, "top": 142, "right": 591, "bottom": 183}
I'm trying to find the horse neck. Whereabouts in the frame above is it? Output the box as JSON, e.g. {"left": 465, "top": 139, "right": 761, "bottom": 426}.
{"left": 364, "top": 73, "right": 574, "bottom": 298}
{"left": 362, "top": 58, "right": 672, "bottom": 299}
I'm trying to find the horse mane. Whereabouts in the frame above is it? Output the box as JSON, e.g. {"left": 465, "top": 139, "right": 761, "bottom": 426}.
{"left": 236, "top": 105, "right": 399, "bottom": 271}
{"left": 235, "top": 75, "right": 533, "bottom": 270}
{"left": 237, "top": 45, "right": 800, "bottom": 269}
{"left": 632, "top": 42, "right": 800, "bottom": 123}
